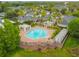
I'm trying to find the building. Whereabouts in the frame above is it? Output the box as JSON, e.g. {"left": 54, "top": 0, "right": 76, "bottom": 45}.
{"left": 54, "top": 29, "right": 68, "bottom": 48}
{"left": 58, "top": 15, "right": 76, "bottom": 27}
{"left": 0, "top": 13, "right": 5, "bottom": 17}
{"left": 0, "top": 18, "right": 4, "bottom": 28}
{"left": 19, "top": 24, "right": 31, "bottom": 32}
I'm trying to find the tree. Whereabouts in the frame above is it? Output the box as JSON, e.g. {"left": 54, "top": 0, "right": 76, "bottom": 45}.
{"left": 15, "top": 9, "right": 25, "bottom": 16}
{"left": 67, "top": 2, "right": 76, "bottom": 12}
{"left": 0, "top": 28, "right": 6, "bottom": 56}
{"left": 4, "top": 19, "right": 20, "bottom": 51}
{"left": 5, "top": 8, "right": 25, "bottom": 22}
{"left": 72, "top": 10, "right": 79, "bottom": 17}
{"left": 5, "top": 9, "right": 17, "bottom": 19}
{"left": 0, "top": 2, "right": 13, "bottom": 12}
{"left": 40, "top": 10, "right": 46, "bottom": 17}
{"left": 0, "top": 19, "right": 20, "bottom": 56}
{"left": 51, "top": 10, "right": 62, "bottom": 25}
{"left": 60, "top": 8, "right": 67, "bottom": 15}
{"left": 68, "top": 18, "right": 79, "bottom": 38}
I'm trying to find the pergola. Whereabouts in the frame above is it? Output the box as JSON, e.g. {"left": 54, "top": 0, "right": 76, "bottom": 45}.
{"left": 19, "top": 24, "right": 31, "bottom": 32}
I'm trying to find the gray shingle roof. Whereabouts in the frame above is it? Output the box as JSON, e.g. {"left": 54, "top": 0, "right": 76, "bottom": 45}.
{"left": 61, "top": 15, "right": 76, "bottom": 25}
{"left": 54, "top": 29, "right": 68, "bottom": 44}
{"left": 55, "top": 5, "right": 66, "bottom": 10}
{"left": 0, "top": 18, "right": 2, "bottom": 23}
{"left": 0, "top": 13, "right": 5, "bottom": 17}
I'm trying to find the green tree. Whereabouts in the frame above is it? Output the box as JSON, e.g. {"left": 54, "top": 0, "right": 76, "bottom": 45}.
{"left": 15, "top": 9, "right": 25, "bottom": 16}
{"left": 41, "top": 10, "right": 46, "bottom": 17}
{"left": 51, "top": 11, "right": 62, "bottom": 25}
{"left": 0, "top": 19, "right": 20, "bottom": 56}
{"left": 0, "top": 28, "right": 6, "bottom": 56}
{"left": 4, "top": 19, "right": 20, "bottom": 52}
{"left": 0, "top": 2, "right": 13, "bottom": 12}
{"left": 5, "top": 9, "right": 17, "bottom": 19}
{"left": 60, "top": 8, "right": 67, "bottom": 15}
{"left": 68, "top": 18, "right": 79, "bottom": 38}
{"left": 72, "top": 10, "right": 79, "bottom": 17}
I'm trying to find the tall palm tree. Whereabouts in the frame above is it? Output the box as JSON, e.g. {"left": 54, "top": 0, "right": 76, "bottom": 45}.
{"left": 51, "top": 7, "right": 62, "bottom": 25}
{"left": 67, "top": 2, "right": 78, "bottom": 12}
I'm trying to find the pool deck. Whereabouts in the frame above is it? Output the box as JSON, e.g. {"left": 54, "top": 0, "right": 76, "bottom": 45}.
{"left": 20, "top": 26, "right": 55, "bottom": 50}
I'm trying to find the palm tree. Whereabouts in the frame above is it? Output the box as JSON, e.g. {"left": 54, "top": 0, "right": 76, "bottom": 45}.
{"left": 51, "top": 8, "right": 62, "bottom": 25}
{"left": 67, "top": 2, "right": 78, "bottom": 13}
{"left": 15, "top": 9, "right": 25, "bottom": 16}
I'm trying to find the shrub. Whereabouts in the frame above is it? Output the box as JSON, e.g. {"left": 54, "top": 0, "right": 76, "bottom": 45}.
{"left": 0, "top": 19, "right": 20, "bottom": 56}
{"left": 31, "top": 22, "right": 37, "bottom": 27}
{"left": 51, "top": 26, "right": 61, "bottom": 38}
{"left": 72, "top": 11, "right": 79, "bottom": 17}
{"left": 23, "top": 21, "right": 33, "bottom": 25}
{"left": 68, "top": 18, "right": 79, "bottom": 38}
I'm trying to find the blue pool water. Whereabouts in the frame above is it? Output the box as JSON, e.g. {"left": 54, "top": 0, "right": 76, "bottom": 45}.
{"left": 26, "top": 28, "right": 47, "bottom": 40}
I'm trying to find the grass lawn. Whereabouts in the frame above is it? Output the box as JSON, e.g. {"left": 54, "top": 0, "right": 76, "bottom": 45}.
{"left": 8, "top": 48, "right": 71, "bottom": 57}
{"left": 7, "top": 36, "right": 79, "bottom": 57}
{"left": 64, "top": 36, "right": 79, "bottom": 48}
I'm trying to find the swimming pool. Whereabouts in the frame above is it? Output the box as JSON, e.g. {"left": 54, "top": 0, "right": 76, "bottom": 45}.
{"left": 25, "top": 28, "right": 48, "bottom": 40}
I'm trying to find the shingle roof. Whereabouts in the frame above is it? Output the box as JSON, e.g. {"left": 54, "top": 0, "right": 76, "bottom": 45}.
{"left": 61, "top": 15, "right": 76, "bottom": 26}
{"left": 54, "top": 29, "right": 68, "bottom": 44}
{"left": 0, "top": 18, "right": 2, "bottom": 23}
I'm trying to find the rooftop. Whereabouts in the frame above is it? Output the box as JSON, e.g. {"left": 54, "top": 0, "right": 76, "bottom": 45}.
{"left": 58, "top": 15, "right": 77, "bottom": 27}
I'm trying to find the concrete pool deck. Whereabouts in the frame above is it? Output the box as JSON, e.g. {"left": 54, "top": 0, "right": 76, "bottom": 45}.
{"left": 20, "top": 26, "right": 55, "bottom": 49}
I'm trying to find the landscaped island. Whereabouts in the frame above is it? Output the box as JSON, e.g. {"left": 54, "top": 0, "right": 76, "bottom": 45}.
{"left": 0, "top": 1, "right": 79, "bottom": 57}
